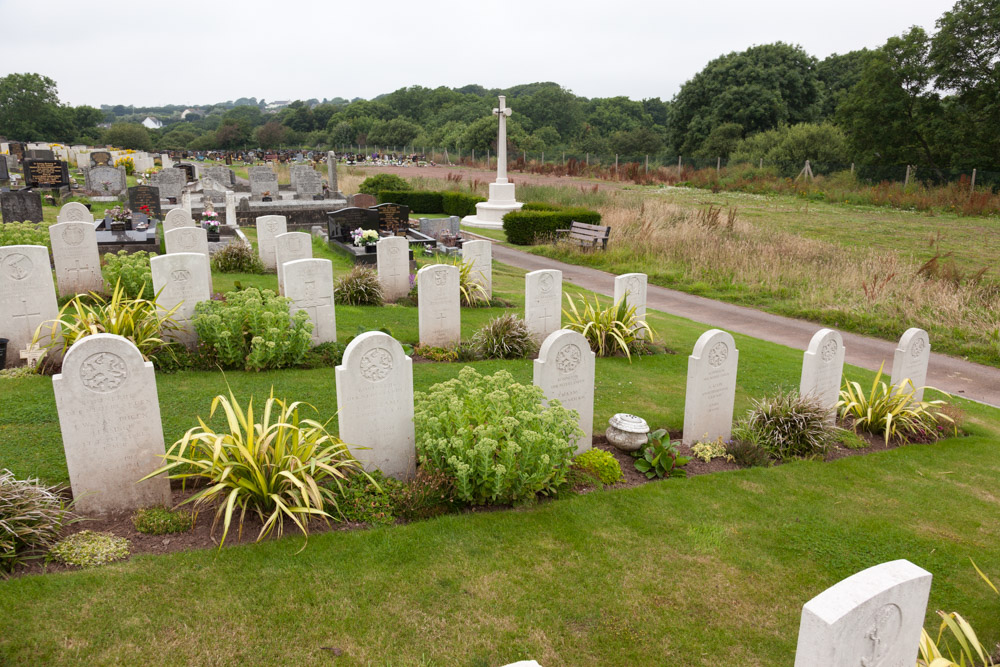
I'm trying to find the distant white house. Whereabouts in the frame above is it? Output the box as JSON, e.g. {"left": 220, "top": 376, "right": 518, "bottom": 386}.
{"left": 142, "top": 116, "right": 163, "bottom": 130}
{"left": 180, "top": 108, "right": 202, "bottom": 120}
{"left": 265, "top": 100, "right": 290, "bottom": 111}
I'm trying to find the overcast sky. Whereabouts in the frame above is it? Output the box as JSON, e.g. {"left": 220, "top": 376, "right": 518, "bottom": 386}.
{"left": 1, "top": 0, "right": 955, "bottom": 108}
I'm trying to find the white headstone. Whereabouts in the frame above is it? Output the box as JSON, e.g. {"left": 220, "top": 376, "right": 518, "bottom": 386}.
{"left": 533, "top": 329, "right": 595, "bottom": 454}
{"left": 284, "top": 258, "right": 336, "bottom": 344}
{"left": 416, "top": 264, "right": 460, "bottom": 347}
{"left": 50, "top": 222, "right": 103, "bottom": 297}
{"left": 376, "top": 236, "right": 410, "bottom": 302}
{"left": 161, "top": 208, "right": 194, "bottom": 233}
{"left": 461, "top": 239, "right": 492, "bottom": 297}
{"left": 793, "top": 559, "right": 932, "bottom": 667}
{"left": 180, "top": 191, "right": 192, "bottom": 214}
{"left": 256, "top": 215, "right": 287, "bottom": 270}
{"left": 890, "top": 328, "right": 930, "bottom": 401}
{"left": 614, "top": 272, "right": 648, "bottom": 339}
{"left": 682, "top": 329, "right": 739, "bottom": 444}
{"left": 165, "top": 226, "right": 209, "bottom": 258}
{"left": 335, "top": 331, "right": 415, "bottom": 480}
{"left": 150, "top": 253, "right": 212, "bottom": 344}
{"left": 161, "top": 154, "right": 173, "bottom": 169}
{"left": 525, "top": 269, "right": 562, "bottom": 342}
{"left": 52, "top": 333, "right": 172, "bottom": 515}
{"left": 800, "top": 328, "right": 846, "bottom": 419}
{"left": 0, "top": 245, "right": 60, "bottom": 367}
{"left": 274, "top": 232, "right": 313, "bottom": 296}
{"left": 56, "top": 201, "right": 94, "bottom": 223}
{"left": 225, "top": 190, "right": 236, "bottom": 227}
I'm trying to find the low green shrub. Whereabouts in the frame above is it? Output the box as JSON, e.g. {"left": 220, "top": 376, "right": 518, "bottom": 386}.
{"left": 502, "top": 206, "right": 601, "bottom": 245}
{"left": 726, "top": 426, "right": 772, "bottom": 467}
{"left": 634, "top": 429, "right": 689, "bottom": 479}
{"left": 334, "top": 265, "right": 384, "bottom": 306}
{"left": 414, "top": 367, "right": 582, "bottom": 505}
{"left": 132, "top": 507, "right": 195, "bottom": 535}
{"left": 471, "top": 314, "right": 537, "bottom": 360}
{"left": 0, "top": 470, "right": 74, "bottom": 575}
{"left": 690, "top": 438, "right": 733, "bottom": 463}
{"left": 103, "top": 250, "right": 155, "bottom": 300}
{"left": 377, "top": 190, "right": 443, "bottom": 213}
{"left": 390, "top": 469, "right": 460, "bottom": 521}
{"left": 299, "top": 341, "right": 347, "bottom": 368}
{"left": 413, "top": 344, "right": 459, "bottom": 362}
{"left": 573, "top": 449, "right": 624, "bottom": 485}
{"left": 0, "top": 366, "right": 39, "bottom": 379}
{"left": 442, "top": 191, "right": 485, "bottom": 217}
{"left": 51, "top": 531, "right": 130, "bottom": 567}
{"left": 212, "top": 239, "right": 265, "bottom": 273}
{"left": 742, "top": 391, "right": 839, "bottom": 459}
{"left": 333, "top": 472, "right": 398, "bottom": 527}
{"left": 0, "top": 221, "right": 51, "bottom": 249}
{"left": 358, "top": 173, "right": 409, "bottom": 195}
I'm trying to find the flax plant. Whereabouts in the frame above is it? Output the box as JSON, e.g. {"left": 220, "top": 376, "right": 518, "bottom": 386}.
{"left": 562, "top": 293, "right": 652, "bottom": 360}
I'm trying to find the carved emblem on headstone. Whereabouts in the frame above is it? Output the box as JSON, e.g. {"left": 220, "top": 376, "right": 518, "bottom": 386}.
{"left": 626, "top": 276, "right": 641, "bottom": 296}
{"left": 179, "top": 230, "right": 195, "bottom": 248}
{"left": 388, "top": 243, "right": 401, "bottom": 256}
{"left": 433, "top": 269, "right": 448, "bottom": 286}
{"left": 79, "top": 352, "right": 128, "bottom": 392}
{"left": 861, "top": 603, "right": 903, "bottom": 667}
{"left": 3, "top": 253, "right": 32, "bottom": 281}
{"left": 556, "top": 343, "right": 582, "bottom": 374}
{"left": 288, "top": 237, "right": 304, "bottom": 252}
{"left": 65, "top": 208, "right": 87, "bottom": 222}
{"left": 266, "top": 220, "right": 279, "bottom": 233}
{"left": 708, "top": 342, "right": 729, "bottom": 368}
{"left": 821, "top": 339, "right": 838, "bottom": 363}
{"left": 360, "top": 347, "right": 393, "bottom": 382}
{"left": 62, "top": 225, "right": 85, "bottom": 246}
{"left": 539, "top": 273, "right": 554, "bottom": 293}
{"left": 170, "top": 269, "right": 191, "bottom": 282}
{"left": 911, "top": 337, "right": 926, "bottom": 358}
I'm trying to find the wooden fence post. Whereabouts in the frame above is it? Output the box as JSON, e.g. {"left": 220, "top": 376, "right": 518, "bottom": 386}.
{"left": 645, "top": 155, "right": 649, "bottom": 173}
{"left": 904, "top": 164, "right": 911, "bottom": 188}
{"left": 677, "top": 156, "right": 682, "bottom": 178}
{"left": 970, "top": 168, "right": 977, "bottom": 197}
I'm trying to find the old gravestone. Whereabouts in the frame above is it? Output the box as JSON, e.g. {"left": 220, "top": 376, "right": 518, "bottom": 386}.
{"left": 461, "top": 239, "right": 492, "bottom": 298}
{"left": 614, "top": 272, "right": 648, "bottom": 339}
{"left": 682, "top": 329, "right": 739, "bottom": 444}
{"left": 418, "top": 216, "right": 460, "bottom": 239}
{"left": 256, "top": 215, "right": 288, "bottom": 270}
{"left": 284, "top": 258, "right": 336, "bottom": 344}
{"left": 150, "top": 252, "right": 211, "bottom": 345}
{"left": 249, "top": 166, "right": 279, "bottom": 200}
{"left": 128, "top": 185, "right": 162, "bottom": 219}
{"left": 165, "top": 226, "right": 209, "bottom": 258}
{"left": 151, "top": 168, "right": 185, "bottom": 200}
{"left": 335, "top": 331, "right": 415, "bottom": 480}
{"left": 800, "top": 328, "right": 846, "bottom": 419}
{"left": 0, "top": 154, "right": 9, "bottom": 182}
{"left": 89, "top": 151, "right": 112, "bottom": 167}
{"left": 23, "top": 159, "right": 70, "bottom": 189}
{"left": 161, "top": 208, "right": 195, "bottom": 233}
{"left": 290, "top": 164, "right": 323, "bottom": 198}
{"left": 84, "top": 165, "right": 127, "bottom": 195}
{"left": 174, "top": 163, "right": 196, "bottom": 182}
{"left": 326, "top": 151, "right": 339, "bottom": 194}
{"left": 525, "top": 269, "right": 562, "bottom": 343}
{"left": 56, "top": 201, "right": 94, "bottom": 223}
{"left": 52, "top": 333, "right": 173, "bottom": 515}
{"left": 890, "top": 328, "right": 931, "bottom": 401}
{"left": 533, "top": 329, "right": 595, "bottom": 454}
{"left": 793, "top": 559, "right": 932, "bottom": 667}
{"left": 327, "top": 207, "right": 378, "bottom": 241}
{"left": 376, "top": 236, "right": 410, "bottom": 302}
{"left": 274, "top": 231, "right": 313, "bottom": 295}
{"left": 26, "top": 148, "right": 55, "bottom": 160}
{"left": 50, "top": 222, "right": 103, "bottom": 297}
{"left": 1, "top": 190, "right": 44, "bottom": 223}
{"left": 204, "top": 166, "right": 235, "bottom": 188}
{"left": 0, "top": 245, "right": 60, "bottom": 367}
{"left": 372, "top": 202, "right": 410, "bottom": 234}
{"left": 351, "top": 193, "right": 377, "bottom": 209}
{"left": 416, "top": 264, "right": 460, "bottom": 348}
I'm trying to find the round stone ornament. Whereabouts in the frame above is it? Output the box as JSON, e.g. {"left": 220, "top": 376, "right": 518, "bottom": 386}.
{"left": 605, "top": 413, "right": 650, "bottom": 452}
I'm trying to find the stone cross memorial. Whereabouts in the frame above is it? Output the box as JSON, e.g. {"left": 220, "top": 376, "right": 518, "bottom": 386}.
{"left": 533, "top": 329, "right": 595, "bottom": 454}
{"left": 256, "top": 215, "right": 288, "bottom": 270}
{"left": 335, "top": 331, "right": 415, "bottom": 480}
{"left": 326, "top": 151, "right": 339, "bottom": 195}
{"left": 891, "top": 328, "right": 930, "bottom": 401}
{"left": 614, "top": 272, "right": 648, "bottom": 339}
{"left": 525, "top": 269, "right": 562, "bottom": 342}
{"left": 52, "top": 334, "right": 173, "bottom": 515}
{"left": 376, "top": 236, "right": 410, "bottom": 302}
{"left": 274, "top": 231, "right": 313, "bottom": 295}
{"left": 150, "top": 252, "right": 212, "bottom": 344}
{"left": 800, "top": 328, "right": 846, "bottom": 419}
{"left": 0, "top": 245, "right": 60, "bottom": 367}
{"left": 461, "top": 95, "right": 523, "bottom": 228}
{"left": 793, "top": 559, "right": 932, "bottom": 667}
{"left": 416, "top": 264, "right": 460, "bottom": 347}
{"left": 165, "top": 226, "right": 209, "bottom": 258}
{"left": 284, "top": 258, "right": 337, "bottom": 344}
{"left": 461, "top": 239, "right": 492, "bottom": 297}
{"left": 682, "top": 329, "right": 739, "bottom": 444}
{"left": 162, "top": 208, "right": 195, "bottom": 233}
{"left": 50, "top": 221, "right": 103, "bottom": 297}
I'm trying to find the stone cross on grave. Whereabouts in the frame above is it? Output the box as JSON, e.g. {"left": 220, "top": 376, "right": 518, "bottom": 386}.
{"left": 19, "top": 342, "right": 46, "bottom": 366}
{"left": 295, "top": 278, "right": 333, "bottom": 325}
{"left": 434, "top": 310, "right": 449, "bottom": 331}
{"left": 66, "top": 258, "right": 96, "bottom": 285}
{"left": 536, "top": 305, "right": 555, "bottom": 331}
{"left": 493, "top": 95, "right": 512, "bottom": 184}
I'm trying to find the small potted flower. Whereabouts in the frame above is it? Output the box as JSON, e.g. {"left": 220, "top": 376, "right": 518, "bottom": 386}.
{"left": 261, "top": 190, "right": 273, "bottom": 202}
{"left": 351, "top": 227, "right": 380, "bottom": 253}
{"left": 107, "top": 205, "right": 132, "bottom": 232}
{"left": 201, "top": 209, "right": 220, "bottom": 241}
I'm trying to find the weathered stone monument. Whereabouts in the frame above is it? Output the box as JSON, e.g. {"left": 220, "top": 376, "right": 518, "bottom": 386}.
{"left": 256, "top": 215, "right": 288, "bottom": 270}
{"left": 290, "top": 164, "right": 323, "bottom": 198}
{"left": 165, "top": 226, "right": 209, "bottom": 258}
{"left": 150, "top": 253, "right": 212, "bottom": 344}
{"left": 1, "top": 190, "right": 44, "bottom": 223}
{"left": 533, "top": 329, "right": 595, "bottom": 454}
{"left": 151, "top": 168, "right": 185, "bottom": 200}
{"left": 682, "top": 329, "right": 739, "bottom": 444}
{"left": 52, "top": 334, "right": 173, "bottom": 514}
{"left": 525, "top": 269, "right": 562, "bottom": 343}
{"left": 249, "top": 166, "right": 279, "bottom": 200}
{"left": 84, "top": 165, "right": 127, "bottom": 195}
{"left": 890, "top": 328, "right": 930, "bottom": 401}
{"left": 274, "top": 231, "right": 313, "bottom": 295}
{"left": 376, "top": 236, "right": 410, "bottom": 302}
{"left": 284, "top": 258, "right": 337, "bottom": 344}
{"left": 416, "top": 264, "right": 460, "bottom": 347}
{"left": 614, "top": 272, "right": 648, "bottom": 339}
{"left": 327, "top": 151, "right": 340, "bottom": 196}
{"left": 335, "top": 331, "right": 415, "bottom": 479}
{"left": 50, "top": 222, "right": 103, "bottom": 296}
{"left": 461, "top": 239, "right": 492, "bottom": 297}
{"left": 461, "top": 95, "right": 523, "bottom": 229}
{"left": 800, "top": 328, "right": 846, "bottom": 419}
{"left": 0, "top": 245, "right": 60, "bottom": 367}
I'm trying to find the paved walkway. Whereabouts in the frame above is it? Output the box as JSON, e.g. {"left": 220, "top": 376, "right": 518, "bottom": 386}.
{"left": 472, "top": 235, "right": 1000, "bottom": 408}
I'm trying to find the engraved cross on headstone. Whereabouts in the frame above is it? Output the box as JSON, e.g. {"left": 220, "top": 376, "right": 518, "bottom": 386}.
{"left": 434, "top": 310, "right": 448, "bottom": 331}
{"left": 492, "top": 95, "right": 512, "bottom": 184}
{"left": 295, "top": 278, "right": 333, "bottom": 334}
{"left": 536, "top": 305, "right": 554, "bottom": 332}
{"left": 65, "top": 258, "right": 94, "bottom": 286}
{"left": 12, "top": 298, "right": 41, "bottom": 330}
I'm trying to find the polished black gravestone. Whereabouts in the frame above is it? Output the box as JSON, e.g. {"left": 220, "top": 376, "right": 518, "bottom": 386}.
{"left": 327, "top": 206, "right": 379, "bottom": 241}
{"left": 23, "top": 159, "right": 70, "bottom": 188}
{"left": 0, "top": 155, "right": 8, "bottom": 182}
{"left": 372, "top": 202, "right": 410, "bottom": 234}
{"left": 0, "top": 190, "right": 44, "bottom": 223}
{"left": 128, "top": 185, "right": 161, "bottom": 219}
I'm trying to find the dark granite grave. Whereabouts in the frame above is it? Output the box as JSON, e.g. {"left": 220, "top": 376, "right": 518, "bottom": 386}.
{"left": 0, "top": 190, "right": 43, "bottom": 223}
{"left": 372, "top": 202, "right": 411, "bottom": 234}
{"left": 328, "top": 206, "right": 379, "bottom": 241}
{"left": 176, "top": 163, "right": 196, "bottom": 182}
{"left": 23, "top": 159, "right": 70, "bottom": 188}
{"left": 0, "top": 155, "right": 8, "bottom": 182}
{"left": 128, "top": 185, "right": 161, "bottom": 219}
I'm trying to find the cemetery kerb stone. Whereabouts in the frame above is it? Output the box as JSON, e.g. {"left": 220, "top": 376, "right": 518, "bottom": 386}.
{"left": 1, "top": 190, "right": 44, "bottom": 223}
{"left": 56, "top": 201, "right": 94, "bottom": 223}
{"left": 525, "top": 269, "right": 562, "bottom": 342}
{"left": 533, "top": 329, "right": 595, "bottom": 454}
{"left": 800, "top": 328, "right": 846, "bottom": 419}
{"left": 461, "top": 239, "right": 492, "bottom": 297}
{"left": 150, "top": 252, "right": 212, "bottom": 344}
{"left": 256, "top": 215, "right": 288, "bottom": 270}
{"left": 50, "top": 222, "right": 103, "bottom": 296}
{"left": 614, "top": 272, "right": 648, "bottom": 339}
{"left": 376, "top": 236, "right": 410, "bottom": 302}
{"left": 23, "top": 159, "right": 70, "bottom": 188}
{"left": 416, "top": 264, "right": 460, "bottom": 347}
{"left": 891, "top": 328, "right": 931, "bottom": 401}
{"left": 249, "top": 166, "right": 279, "bottom": 199}
{"left": 84, "top": 165, "right": 127, "bottom": 195}
{"left": 52, "top": 333, "right": 173, "bottom": 515}
{"left": 128, "top": 185, "right": 162, "bottom": 219}
{"left": 152, "top": 168, "right": 185, "bottom": 200}
{"left": 274, "top": 231, "right": 313, "bottom": 295}
{"left": 284, "top": 258, "right": 336, "bottom": 344}
{"left": 682, "top": 329, "right": 739, "bottom": 444}
{"left": 335, "top": 331, "right": 415, "bottom": 480}
{"left": 161, "top": 208, "right": 195, "bottom": 233}
{"left": 165, "top": 226, "right": 210, "bottom": 259}
{"left": 0, "top": 245, "right": 60, "bottom": 367}
{"left": 793, "top": 559, "right": 932, "bottom": 667}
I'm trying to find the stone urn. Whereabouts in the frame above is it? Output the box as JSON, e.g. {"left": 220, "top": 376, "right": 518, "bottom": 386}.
{"left": 606, "top": 413, "right": 650, "bottom": 452}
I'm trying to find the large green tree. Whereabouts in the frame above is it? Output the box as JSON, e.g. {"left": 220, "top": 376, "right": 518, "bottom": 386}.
{"left": 0, "top": 73, "right": 74, "bottom": 141}
{"left": 103, "top": 122, "right": 153, "bottom": 151}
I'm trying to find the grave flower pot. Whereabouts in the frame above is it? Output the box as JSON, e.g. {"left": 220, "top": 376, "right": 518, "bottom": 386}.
{"left": 262, "top": 196, "right": 273, "bottom": 202}
{"left": 207, "top": 232, "right": 220, "bottom": 242}
{"left": 364, "top": 244, "right": 377, "bottom": 254}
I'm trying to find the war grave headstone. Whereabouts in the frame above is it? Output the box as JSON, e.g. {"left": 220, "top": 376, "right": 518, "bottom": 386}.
{"left": 52, "top": 334, "right": 173, "bottom": 514}
{"left": 50, "top": 221, "right": 103, "bottom": 296}
{"left": 151, "top": 168, "right": 185, "bottom": 200}
{"left": 793, "top": 559, "right": 932, "bottom": 667}
{"left": 682, "top": 329, "right": 739, "bottom": 444}
{"left": 162, "top": 208, "right": 195, "bottom": 233}
{"left": 373, "top": 203, "right": 410, "bottom": 235}
{"left": 891, "top": 328, "right": 931, "bottom": 401}
{"left": 416, "top": 264, "right": 460, "bottom": 347}
{"left": 335, "top": 331, "right": 415, "bottom": 480}
{"left": 525, "top": 269, "right": 562, "bottom": 342}
{"left": 274, "top": 231, "right": 313, "bottom": 295}
{"left": 351, "top": 193, "right": 377, "bottom": 208}
{"left": 249, "top": 166, "right": 279, "bottom": 200}
{"left": 26, "top": 149, "right": 55, "bottom": 160}
{"left": 533, "top": 329, "right": 595, "bottom": 454}
{"left": 614, "top": 272, "right": 648, "bottom": 339}
{"left": 327, "top": 207, "right": 378, "bottom": 242}
{"left": 165, "top": 226, "right": 209, "bottom": 258}
{"left": 1, "top": 190, "right": 43, "bottom": 223}
{"left": 56, "top": 201, "right": 94, "bottom": 223}
{"left": 150, "top": 252, "right": 211, "bottom": 344}
{"left": 256, "top": 215, "right": 287, "bottom": 270}
{"left": 175, "top": 163, "right": 196, "bottom": 182}
{"left": 23, "top": 158, "right": 70, "bottom": 189}
{"left": 0, "top": 245, "right": 60, "bottom": 367}
{"left": 90, "top": 151, "right": 112, "bottom": 167}
{"left": 161, "top": 154, "right": 173, "bottom": 169}
{"left": 461, "top": 239, "right": 492, "bottom": 297}
{"left": 84, "top": 165, "right": 127, "bottom": 195}
{"left": 800, "top": 328, "right": 846, "bottom": 420}
{"left": 128, "top": 185, "right": 162, "bottom": 219}
{"left": 284, "top": 258, "right": 337, "bottom": 344}
{"left": 290, "top": 164, "right": 324, "bottom": 199}
{"left": 377, "top": 236, "right": 410, "bottom": 302}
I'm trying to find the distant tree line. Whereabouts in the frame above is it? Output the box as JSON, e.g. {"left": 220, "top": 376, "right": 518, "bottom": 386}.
{"left": 1, "top": 0, "right": 994, "bottom": 173}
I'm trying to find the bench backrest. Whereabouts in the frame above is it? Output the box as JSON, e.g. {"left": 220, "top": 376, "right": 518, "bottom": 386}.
{"left": 568, "top": 221, "right": 611, "bottom": 245}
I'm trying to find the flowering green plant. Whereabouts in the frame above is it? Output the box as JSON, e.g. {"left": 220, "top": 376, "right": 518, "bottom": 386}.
{"left": 107, "top": 205, "right": 132, "bottom": 224}
{"left": 351, "top": 227, "right": 380, "bottom": 247}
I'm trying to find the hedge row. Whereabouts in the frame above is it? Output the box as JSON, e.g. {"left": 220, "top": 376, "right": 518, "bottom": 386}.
{"left": 502, "top": 204, "right": 602, "bottom": 245}
{"left": 376, "top": 190, "right": 486, "bottom": 217}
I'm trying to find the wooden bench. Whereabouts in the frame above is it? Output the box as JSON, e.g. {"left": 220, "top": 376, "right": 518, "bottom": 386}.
{"left": 556, "top": 221, "right": 611, "bottom": 250}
